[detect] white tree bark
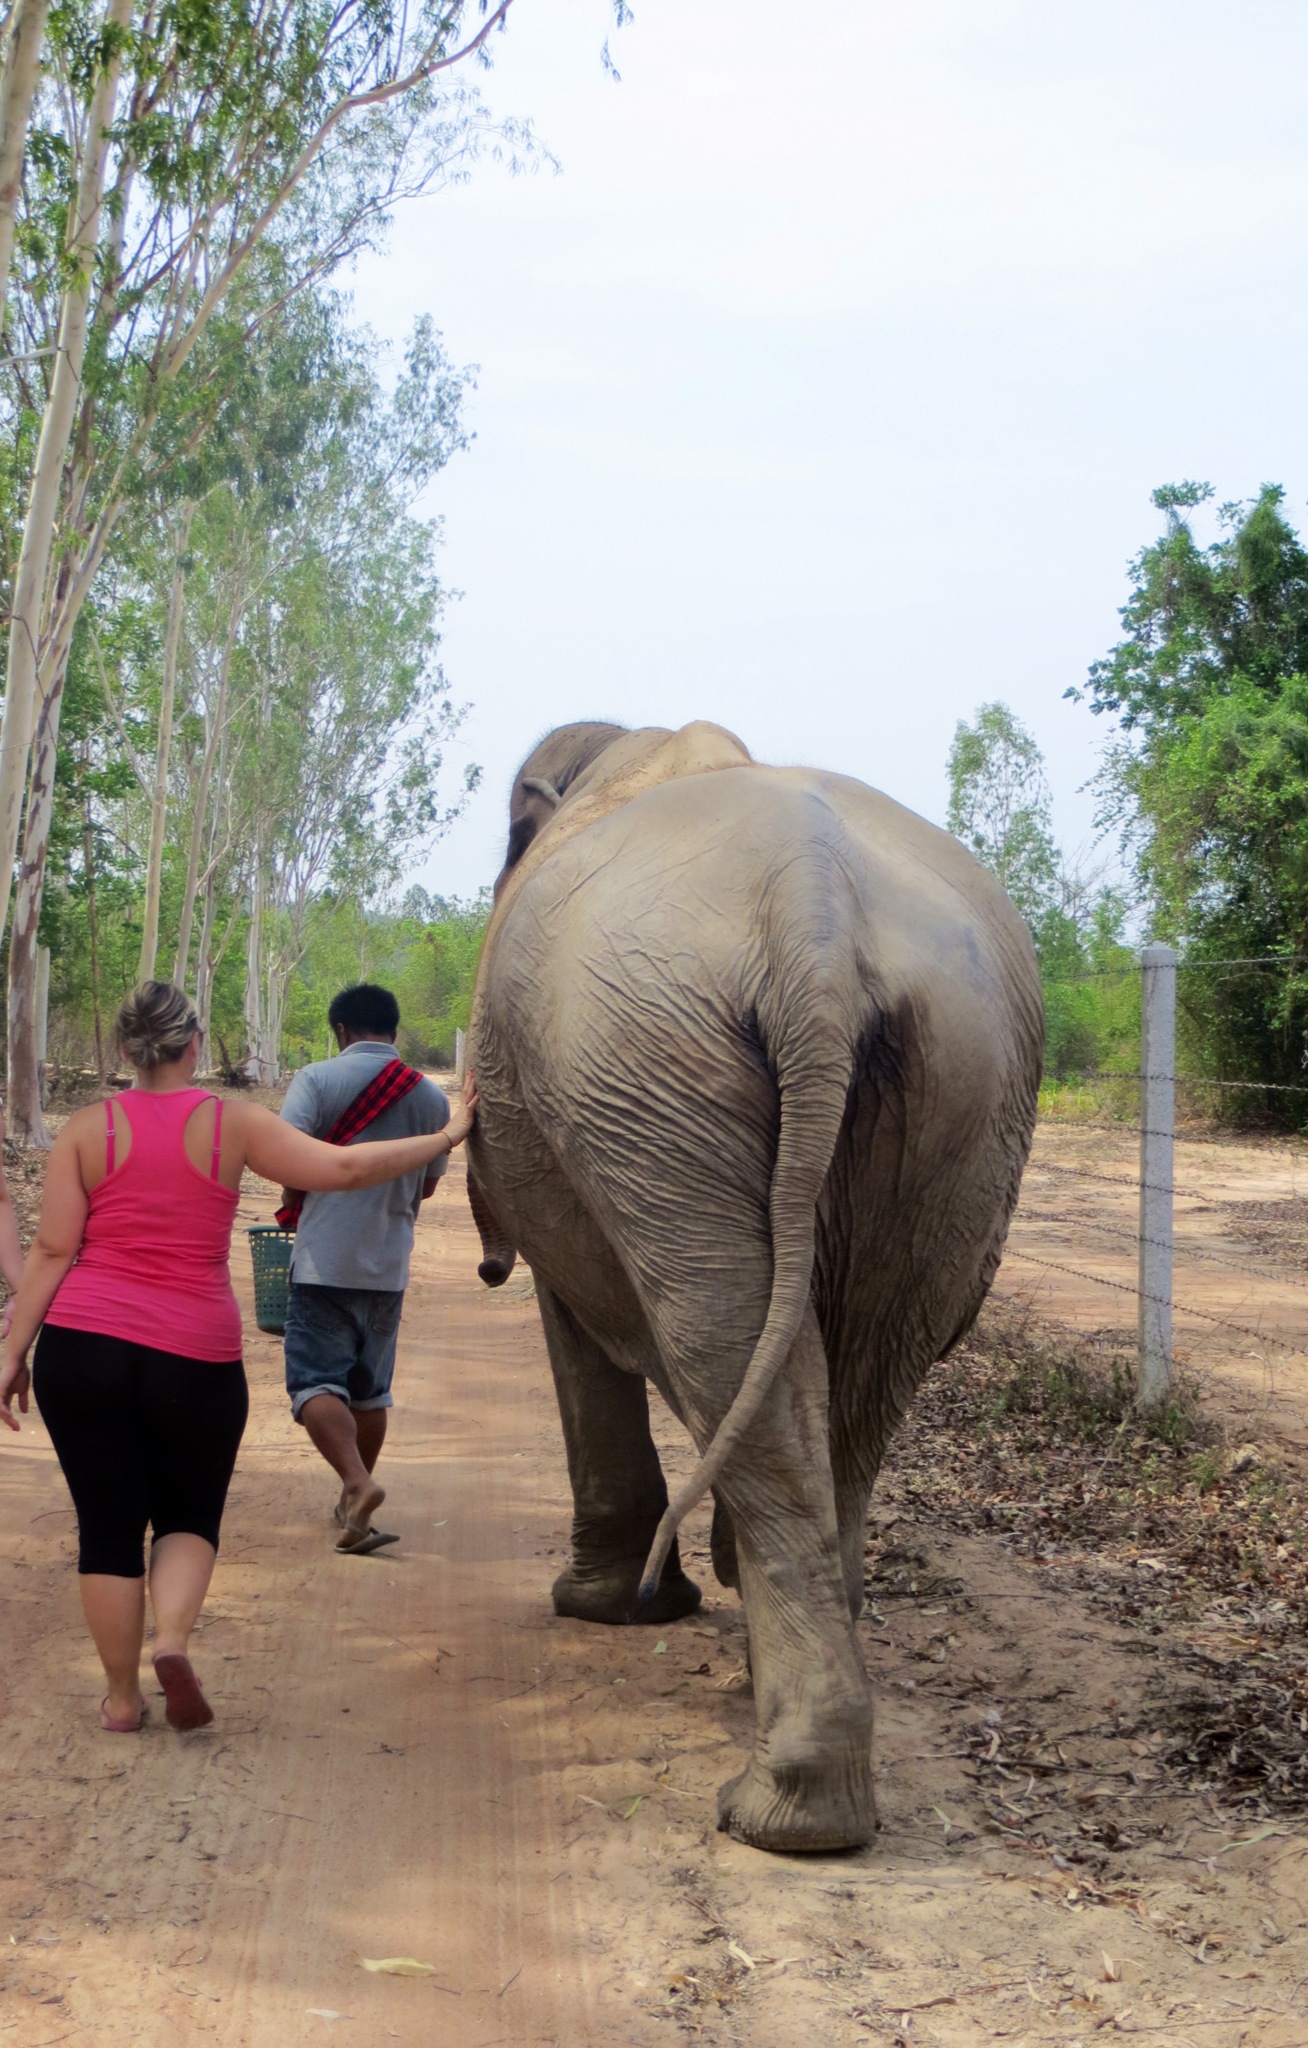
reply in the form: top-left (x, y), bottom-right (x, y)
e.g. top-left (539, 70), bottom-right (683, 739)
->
top-left (196, 888), bottom-right (241, 1068)
top-left (195, 870), bottom-right (218, 1045)
top-left (78, 750), bottom-right (106, 1080)
top-left (174, 603), bottom-right (237, 987)
top-left (0, 0), bottom-right (132, 955)
top-left (194, 710), bottom-right (239, 1051)
top-left (243, 855), bottom-right (271, 1081)
top-left (262, 947), bottom-right (288, 1082)
top-left (137, 500), bottom-right (192, 981)
top-left (0, 0), bottom-right (51, 321)
top-left (6, 643), bottom-right (67, 1144)
top-left (33, 939), bottom-right (49, 1086)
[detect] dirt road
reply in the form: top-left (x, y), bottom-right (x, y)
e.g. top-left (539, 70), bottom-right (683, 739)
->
top-left (1007, 1121), bottom-right (1308, 1407)
top-left (4, 1149), bottom-right (1308, 2046)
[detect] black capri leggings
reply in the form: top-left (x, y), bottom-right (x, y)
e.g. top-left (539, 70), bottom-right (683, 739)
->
top-left (33, 1325), bottom-right (248, 1577)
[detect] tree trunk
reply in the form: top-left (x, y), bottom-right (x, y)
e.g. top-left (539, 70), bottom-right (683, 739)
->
top-left (80, 754), bottom-right (105, 1080)
top-left (243, 858), bottom-right (266, 1080)
top-left (6, 644), bottom-right (67, 1145)
top-left (174, 609), bottom-right (235, 988)
top-left (196, 889), bottom-right (241, 1067)
top-left (195, 868), bottom-right (218, 1049)
top-left (0, 0), bottom-right (132, 958)
top-left (137, 499), bottom-right (191, 981)
top-left (261, 939), bottom-right (291, 1084)
top-left (0, 0), bottom-right (51, 323)
top-left (34, 941), bottom-right (49, 1103)
top-left (191, 692), bottom-right (232, 1034)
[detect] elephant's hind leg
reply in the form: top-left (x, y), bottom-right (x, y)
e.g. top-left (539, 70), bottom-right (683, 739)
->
top-left (536, 1283), bottom-right (701, 1626)
top-left (667, 1307), bottom-right (876, 1853)
top-left (710, 1494), bottom-right (740, 1593)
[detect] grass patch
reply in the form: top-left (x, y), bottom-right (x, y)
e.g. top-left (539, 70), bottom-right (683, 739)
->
top-left (1037, 1077), bottom-right (1138, 1124)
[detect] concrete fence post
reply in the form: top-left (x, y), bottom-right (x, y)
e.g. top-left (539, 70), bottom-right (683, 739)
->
top-left (1138, 943), bottom-right (1177, 1405)
top-left (455, 1027), bottom-right (466, 1086)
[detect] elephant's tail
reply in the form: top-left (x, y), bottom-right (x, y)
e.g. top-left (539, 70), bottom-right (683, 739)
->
top-left (467, 1158), bottom-right (518, 1288)
top-left (638, 826), bottom-right (860, 1605)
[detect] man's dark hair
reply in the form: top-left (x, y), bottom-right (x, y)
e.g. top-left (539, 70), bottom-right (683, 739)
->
top-left (328, 983), bottom-right (400, 1039)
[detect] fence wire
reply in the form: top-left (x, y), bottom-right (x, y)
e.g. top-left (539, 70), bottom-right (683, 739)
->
top-left (1020, 1203), bottom-right (1308, 1298)
top-left (1009, 949), bottom-right (1308, 1387)
top-left (1001, 1247), bottom-right (1308, 1365)
top-left (1070, 1071), bottom-right (1308, 1095)
top-left (1044, 953), bottom-right (1308, 984)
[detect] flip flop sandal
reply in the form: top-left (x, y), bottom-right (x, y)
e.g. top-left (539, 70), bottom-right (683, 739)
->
top-left (335, 1523), bottom-right (400, 1557)
top-left (99, 1697), bottom-right (146, 1734)
top-left (153, 1651), bottom-right (215, 1731)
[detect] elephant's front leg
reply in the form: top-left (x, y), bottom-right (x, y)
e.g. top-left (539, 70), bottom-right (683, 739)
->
top-left (708, 1310), bottom-right (876, 1852)
top-left (535, 1283), bottom-right (701, 1626)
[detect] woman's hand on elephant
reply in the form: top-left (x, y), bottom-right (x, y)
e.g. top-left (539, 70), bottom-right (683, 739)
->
top-left (445, 1072), bottom-right (479, 1149)
top-left (0, 1351), bottom-right (30, 1432)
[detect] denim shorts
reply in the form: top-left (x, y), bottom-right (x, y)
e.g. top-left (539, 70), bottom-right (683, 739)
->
top-left (283, 1282), bottom-right (405, 1421)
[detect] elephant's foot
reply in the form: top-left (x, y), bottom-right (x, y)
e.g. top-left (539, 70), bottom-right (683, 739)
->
top-left (551, 1549), bottom-right (701, 1627)
top-left (716, 1700), bottom-right (876, 1853)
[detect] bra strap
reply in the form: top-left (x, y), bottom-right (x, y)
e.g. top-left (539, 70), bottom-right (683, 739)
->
top-left (210, 1096), bottom-right (223, 1181)
top-left (105, 1097), bottom-right (116, 1176)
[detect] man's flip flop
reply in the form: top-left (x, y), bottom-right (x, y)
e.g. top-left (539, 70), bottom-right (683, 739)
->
top-left (335, 1523), bottom-right (400, 1557)
top-left (153, 1652), bottom-right (215, 1731)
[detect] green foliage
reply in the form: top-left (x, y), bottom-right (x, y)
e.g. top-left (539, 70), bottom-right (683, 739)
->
top-left (988, 1312), bottom-right (1201, 1452)
top-left (36, 279), bottom-right (478, 1076)
top-left (279, 890), bottom-right (489, 1071)
top-left (1075, 485), bottom-right (1308, 1119)
top-left (946, 700), bottom-right (1137, 1081)
top-left (1039, 893), bottom-right (1138, 1084)
top-left (946, 701), bottom-right (1059, 930)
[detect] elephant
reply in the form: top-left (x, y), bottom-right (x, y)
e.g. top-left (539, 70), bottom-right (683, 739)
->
top-left (465, 720), bottom-right (1042, 1853)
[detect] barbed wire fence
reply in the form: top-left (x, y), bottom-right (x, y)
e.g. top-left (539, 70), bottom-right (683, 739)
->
top-left (1000, 946), bottom-right (1308, 1403)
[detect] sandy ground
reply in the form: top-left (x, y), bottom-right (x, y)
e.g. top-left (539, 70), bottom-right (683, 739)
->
top-left (3, 1134), bottom-right (1308, 2045)
top-left (1006, 1123), bottom-right (1308, 1425)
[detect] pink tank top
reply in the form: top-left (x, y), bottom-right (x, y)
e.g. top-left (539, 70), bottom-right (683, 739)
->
top-left (46, 1088), bottom-right (242, 1362)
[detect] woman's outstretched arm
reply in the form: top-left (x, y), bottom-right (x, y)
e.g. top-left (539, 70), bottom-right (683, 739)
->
top-left (234, 1077), bottom-right (478, 1194)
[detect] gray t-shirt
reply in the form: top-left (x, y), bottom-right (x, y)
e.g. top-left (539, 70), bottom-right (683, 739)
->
top-left (280, 1041), bottom-right (449, 1291)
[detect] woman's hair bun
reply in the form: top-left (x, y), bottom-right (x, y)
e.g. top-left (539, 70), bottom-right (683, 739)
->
top-left (115, 981), bottom-right (200, 1072)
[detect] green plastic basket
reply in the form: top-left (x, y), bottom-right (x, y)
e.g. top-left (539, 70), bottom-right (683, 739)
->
top-left (247, 1225), bottom-right (294, 1335)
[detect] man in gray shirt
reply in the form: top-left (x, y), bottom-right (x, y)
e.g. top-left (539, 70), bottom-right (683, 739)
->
top-left (280, 982), bottom-right (450, 1555)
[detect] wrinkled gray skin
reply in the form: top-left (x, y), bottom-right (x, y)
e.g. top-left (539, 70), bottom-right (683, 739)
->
top-left (467, 721), bottom-right (1042, 1853)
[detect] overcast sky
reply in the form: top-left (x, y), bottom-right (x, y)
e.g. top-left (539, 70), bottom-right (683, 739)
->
top-left (351, 0), bottom-right (1308, 904)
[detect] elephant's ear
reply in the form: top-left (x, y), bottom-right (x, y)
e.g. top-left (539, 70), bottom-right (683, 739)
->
top-left (504, 815), bottom-right (535, 868)
top-left (500, 778), bottom-right (563, 882)
top-left (520, 776), bottom-right (562, 808)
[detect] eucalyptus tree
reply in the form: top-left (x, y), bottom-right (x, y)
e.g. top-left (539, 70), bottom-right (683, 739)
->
top-left (0, 0), bottom-right (523, 1136)
top-left (946, 701), bottom-right (1060, 930)
top-left (0, 0), bottom-right (523, 995)
top-left (32, 285), bottom-right (473, 1098)
top-left (0, 0), bottom-right (52, 316)
top-left (239, 535), bottom-right (476, 1080)
top-left (227, 311), bottom-right (475, 1078)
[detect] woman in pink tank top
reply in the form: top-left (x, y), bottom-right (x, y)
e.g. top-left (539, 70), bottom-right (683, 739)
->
top-left (0, 981), bottom-right (477, 1738)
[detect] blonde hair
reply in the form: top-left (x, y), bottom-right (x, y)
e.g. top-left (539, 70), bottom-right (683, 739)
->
top-left (115, 981), bottom-right (200, 1072)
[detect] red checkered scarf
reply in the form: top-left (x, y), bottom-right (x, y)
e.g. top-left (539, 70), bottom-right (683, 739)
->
top-left (274, 1057), bottom-right (424, 1230)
